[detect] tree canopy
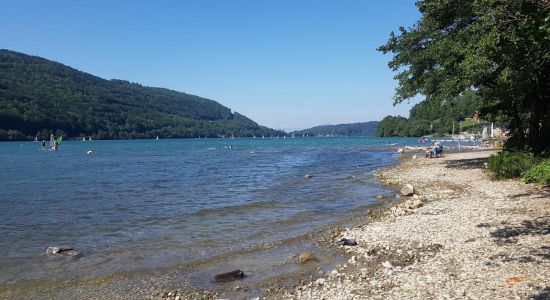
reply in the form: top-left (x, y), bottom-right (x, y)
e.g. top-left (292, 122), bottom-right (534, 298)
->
top-left (378, 0), bottom-right (549, 153)
top-left (377, 90), bottom-right (481, 137)
top-left (0, 50), bottom-right (284, 141)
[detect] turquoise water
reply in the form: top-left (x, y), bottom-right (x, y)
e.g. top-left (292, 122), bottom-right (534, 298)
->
top-left (0, 137), bottom-right (420, 290)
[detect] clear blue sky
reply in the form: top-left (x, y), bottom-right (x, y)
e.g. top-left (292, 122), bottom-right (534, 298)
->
top-left (1, 0), bottom-right (421, 131)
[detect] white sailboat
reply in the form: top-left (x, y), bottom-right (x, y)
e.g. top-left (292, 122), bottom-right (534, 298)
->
top-left (156, 135), bottom-right (159, 140)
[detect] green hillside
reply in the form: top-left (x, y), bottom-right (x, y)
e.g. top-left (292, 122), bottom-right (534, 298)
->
top-left (377, 91), bottom-right (481, 137)
top-left (0, 49), bottom-right (284, 140)
top-left (291, 121), bottom-right (378, 137)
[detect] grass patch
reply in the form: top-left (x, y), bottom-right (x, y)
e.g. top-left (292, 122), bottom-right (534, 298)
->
top-left (523, 159), bottom-right (550, 185)
top-left (487, 151), bottom-right (534, 179)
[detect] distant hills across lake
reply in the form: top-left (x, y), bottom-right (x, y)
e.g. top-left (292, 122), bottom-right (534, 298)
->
top-left (291, 121), bottom-right (379, 137)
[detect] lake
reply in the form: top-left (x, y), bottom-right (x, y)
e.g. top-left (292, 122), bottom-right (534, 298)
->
top-left (0, 136), bottom-right (422, 296)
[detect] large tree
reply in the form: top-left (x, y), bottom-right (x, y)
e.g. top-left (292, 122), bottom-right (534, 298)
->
top-left (379, 0), bottom-right (550, 154)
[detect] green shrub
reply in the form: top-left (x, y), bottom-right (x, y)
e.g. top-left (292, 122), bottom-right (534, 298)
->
top-left (487, 151), bottom-right (534, 179)
top-left (522, 159), bottom-right (550, 185)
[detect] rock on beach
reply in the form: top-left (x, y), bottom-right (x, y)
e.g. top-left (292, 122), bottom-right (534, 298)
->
top-left (214, 270), bottom-right (245, 282)
top-left (400, 184), bottom-right (415, 196)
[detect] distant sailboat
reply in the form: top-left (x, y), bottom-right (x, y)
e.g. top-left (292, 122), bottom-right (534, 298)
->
top-left (82, 137), bottom-right (86, 141)
top-left (88, 137), bottom-right (92, 141)
top-left (34, 135), bottom-right (38, 142)
top-left (156, 135), bottom-right (159, 140)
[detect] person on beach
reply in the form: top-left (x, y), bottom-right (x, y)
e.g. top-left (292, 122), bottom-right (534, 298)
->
top-left (426, 142), bottom-right (435, 158)
top-left (425, 142), bottom-right (442, 158)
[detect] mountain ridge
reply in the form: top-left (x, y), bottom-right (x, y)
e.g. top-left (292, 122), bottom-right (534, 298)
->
top-left (0, 49), bottom-right (284, 140)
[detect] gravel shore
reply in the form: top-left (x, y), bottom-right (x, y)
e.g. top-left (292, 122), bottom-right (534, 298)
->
top-left (286, 150), bottom-right (550, 300)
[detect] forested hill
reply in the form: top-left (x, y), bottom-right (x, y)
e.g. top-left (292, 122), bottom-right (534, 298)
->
top-left (0, 49), bottom-right (284, 140)
top-left (291, 121), bottom-right (379, 137)
top-left (376, 91), bottom-right (481, 137)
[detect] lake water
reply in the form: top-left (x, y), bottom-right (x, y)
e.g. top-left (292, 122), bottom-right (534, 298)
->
top-left (0, 136), bottom-right (422, 295)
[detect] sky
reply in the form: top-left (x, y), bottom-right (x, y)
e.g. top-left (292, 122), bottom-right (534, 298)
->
top-left (0, 0), bottom-right (422, 131)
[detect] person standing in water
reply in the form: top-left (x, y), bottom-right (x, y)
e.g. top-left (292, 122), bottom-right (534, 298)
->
top-left (41, 139), bottom-right (46, 150)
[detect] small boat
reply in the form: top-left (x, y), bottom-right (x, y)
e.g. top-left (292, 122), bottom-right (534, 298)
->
top-left (156, 135), bottom-right (159, 140)
top-left (82, 137), bottom-right (86, 141)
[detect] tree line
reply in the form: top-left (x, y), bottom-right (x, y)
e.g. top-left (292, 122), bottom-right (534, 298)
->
top-left (377, 91), bottom-right (481, 137)
top-left (378, 0), bottom-right (549, 154)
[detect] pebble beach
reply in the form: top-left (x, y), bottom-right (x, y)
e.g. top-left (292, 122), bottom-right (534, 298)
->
top-left (285, 150), bottom-right (550, 300)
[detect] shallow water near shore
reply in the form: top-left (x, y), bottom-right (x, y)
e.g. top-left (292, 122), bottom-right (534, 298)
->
top-left (0, 136), bottom-right (442, 297)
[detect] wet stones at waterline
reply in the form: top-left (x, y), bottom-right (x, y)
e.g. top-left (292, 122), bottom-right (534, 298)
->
top-left (297, 252), bottom-right (317, 264)
top-left (336, 238), bottom-right (357, 246)
top-left (214, 270), bottom-right (245, 282)
top-left (45, 246), bottom-right (80, 257)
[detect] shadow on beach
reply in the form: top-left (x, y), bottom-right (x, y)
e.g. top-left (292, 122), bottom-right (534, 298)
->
top-left (489, 216), bottom-right (550, 244)
top-left (444, 157), bottom-right (490, 170)
top-left (484, 216), bottom-right (550, 265)
top-left (510, 186), bottom-right (550, 200)
top-left (531, 287), bottom-right (550, 300)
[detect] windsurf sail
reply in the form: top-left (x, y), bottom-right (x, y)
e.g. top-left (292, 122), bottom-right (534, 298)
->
top-left (49, 134), bottom-right (55, 148)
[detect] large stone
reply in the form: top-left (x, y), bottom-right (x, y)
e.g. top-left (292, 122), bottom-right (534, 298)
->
top-left (401, 184), bottom-right (415, 196)
top-left (397, 148), bottom-right (404, 154)
top-left (375, 194), bottom-right (385, 200)
top-left (214, 270), bottom-right (245, 282)
top-left (46, 246), bottom-right (79, 257)
top-left (46, 246), bottom-right (61, 254)
top-left (336, 238), bottom-right (357, 246)
top-left (298, 252), bottom-right (317, 263)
